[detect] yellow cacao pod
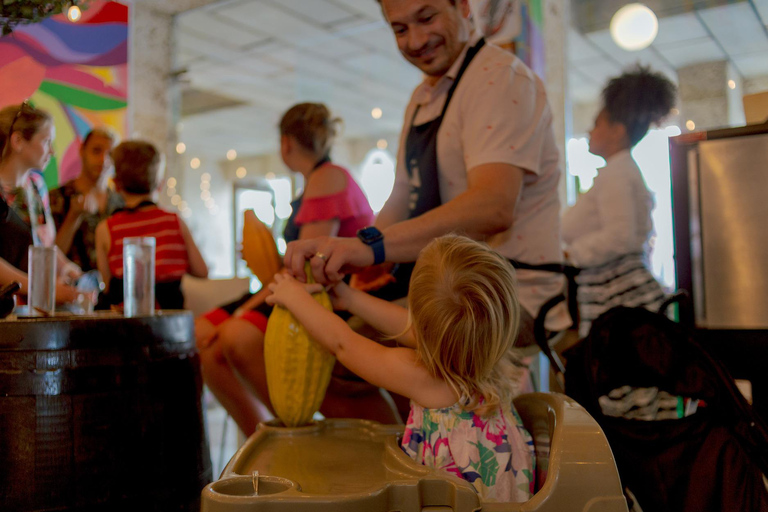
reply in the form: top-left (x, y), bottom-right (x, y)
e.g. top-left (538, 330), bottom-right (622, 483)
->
top-left (241, 210), bottom-right (282, 286)
top-left (264, 265), bottom-right (335, 427)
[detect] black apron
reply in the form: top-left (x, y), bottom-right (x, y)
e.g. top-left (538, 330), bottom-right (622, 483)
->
top-left (376, 38), bottom-right (486, 301)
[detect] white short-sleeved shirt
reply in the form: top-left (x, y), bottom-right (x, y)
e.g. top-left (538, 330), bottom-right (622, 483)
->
top-left (562, 149), bottom-right (655, 268)
top-left (394, 34), bottom-right (569, 331)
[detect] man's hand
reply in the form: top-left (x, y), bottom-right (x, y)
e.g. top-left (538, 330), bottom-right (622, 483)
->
top-left (67, 194), bottom-right (87, 219)
top-left (284, 236), bottom-right (375, 284)
top-left (54, 280), bottom-right (78, 304)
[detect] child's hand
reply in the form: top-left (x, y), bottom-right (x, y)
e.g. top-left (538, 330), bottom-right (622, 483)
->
top-left (327, 281), bottom-right (354, 311)
top-left (265, 272), bottom-right (322, 308)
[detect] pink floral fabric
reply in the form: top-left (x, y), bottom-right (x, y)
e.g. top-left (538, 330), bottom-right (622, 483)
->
top-left (402, 397), bottom-right (535, 503)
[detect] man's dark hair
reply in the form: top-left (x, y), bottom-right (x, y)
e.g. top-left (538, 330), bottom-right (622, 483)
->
top-left (82, 127), bottom-right (117, 148)
top-left (602, 65), bottom-right (677, 146)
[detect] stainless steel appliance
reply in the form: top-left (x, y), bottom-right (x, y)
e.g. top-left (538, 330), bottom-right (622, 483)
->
top-left (670, 120), bottom-right (768, 420)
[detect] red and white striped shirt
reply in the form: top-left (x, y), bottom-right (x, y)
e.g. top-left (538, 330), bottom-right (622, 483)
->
top-left (106, 205), bottom-right (189, 282)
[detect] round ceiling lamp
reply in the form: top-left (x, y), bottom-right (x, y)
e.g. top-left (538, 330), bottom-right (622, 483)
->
top-left (610, 3), bottom-right (659, 51)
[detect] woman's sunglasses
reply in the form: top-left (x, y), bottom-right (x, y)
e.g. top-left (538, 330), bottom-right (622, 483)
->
top-left (8, 99), bottom-right (31, 136)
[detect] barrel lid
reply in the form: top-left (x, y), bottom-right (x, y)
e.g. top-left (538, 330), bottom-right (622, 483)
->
top-left (0, 311), bottom-right (194, 350)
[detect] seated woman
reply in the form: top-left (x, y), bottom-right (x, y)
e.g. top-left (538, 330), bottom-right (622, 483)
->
top-left (196, 103), bottom-right (400, 435)
top-left (0, 102), bottom-right (78, 302)
top-left (562, 66), bottom-right (676, 337)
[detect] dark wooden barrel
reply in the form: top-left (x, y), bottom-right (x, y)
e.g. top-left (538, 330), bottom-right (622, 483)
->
top-left (0, 311), bottom-right (212, 511)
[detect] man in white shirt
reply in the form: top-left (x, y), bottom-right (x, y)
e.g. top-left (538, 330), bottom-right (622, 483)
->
top-left (285, 0), bottom-right (569, 341)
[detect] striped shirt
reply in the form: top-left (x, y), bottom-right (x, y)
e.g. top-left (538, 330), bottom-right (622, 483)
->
top-left (106, 205), bottom-right (189, 282)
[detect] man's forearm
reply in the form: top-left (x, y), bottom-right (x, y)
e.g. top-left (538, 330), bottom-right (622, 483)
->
top-left (379, 163), bottom-right (522, 263)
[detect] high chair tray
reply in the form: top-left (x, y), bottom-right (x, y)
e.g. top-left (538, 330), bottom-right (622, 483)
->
top-left (201, 393), bottom-right (629, 512)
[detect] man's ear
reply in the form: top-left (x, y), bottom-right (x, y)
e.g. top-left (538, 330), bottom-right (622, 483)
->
top-left (458, 0), bottom-right (472, 19)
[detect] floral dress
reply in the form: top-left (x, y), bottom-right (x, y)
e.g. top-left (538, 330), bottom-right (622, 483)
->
top-left (402, 396), bottom-right (535, 503)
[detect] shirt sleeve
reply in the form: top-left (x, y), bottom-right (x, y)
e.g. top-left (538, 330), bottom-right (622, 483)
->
top-left (565, 170), bottom-right (639, 267)
top-left (461, 59), bottom-right (553, 175)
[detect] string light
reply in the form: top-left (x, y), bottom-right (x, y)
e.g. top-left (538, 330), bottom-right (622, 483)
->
top-left (176, 143), bottom-right (186, 154)
top-left (227, 149), bottom-right (237, 161)
top-left (67, 5), bottom-right (82, 22)
top-left (190, 158), bottom-right (201, 169)
top-left (371, 107), bottom-right (383, 119)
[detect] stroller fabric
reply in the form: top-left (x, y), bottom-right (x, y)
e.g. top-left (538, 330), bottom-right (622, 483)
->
top-left (565, 306), bottom-right (768, 512)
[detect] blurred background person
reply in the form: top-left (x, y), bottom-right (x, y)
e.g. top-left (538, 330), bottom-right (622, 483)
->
top-left (51, 128), bottom-right (123, 273)
top-left (562, 66), bottom-right (677, 337)
top-left (0, 102), bottom-right (79, 303)
top-left (194, 102), bottom-right (398, 435)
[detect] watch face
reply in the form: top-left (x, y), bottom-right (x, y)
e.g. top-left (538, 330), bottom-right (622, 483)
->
top-left (358, 226), bottom-right (382, 243)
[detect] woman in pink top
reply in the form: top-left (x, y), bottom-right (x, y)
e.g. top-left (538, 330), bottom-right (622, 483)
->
top-left (195, 103), bottom-right (398, 434)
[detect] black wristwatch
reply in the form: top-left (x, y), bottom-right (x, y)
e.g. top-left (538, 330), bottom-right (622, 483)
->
top-left (357, 226), bottom-right (385, 265)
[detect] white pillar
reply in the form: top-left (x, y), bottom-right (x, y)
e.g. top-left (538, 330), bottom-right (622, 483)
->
top-left (542, 0), bottom-right (571, 209)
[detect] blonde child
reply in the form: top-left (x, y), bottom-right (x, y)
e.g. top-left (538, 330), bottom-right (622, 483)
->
top-left (95, 140), bottom-right (207, 310)
top-left (266, 234), bottom-right (535, 502)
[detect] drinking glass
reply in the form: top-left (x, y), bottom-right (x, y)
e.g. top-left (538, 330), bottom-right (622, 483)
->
top-left (28, 246), bottom-right (57, 316)
top-left (123, 237), bottom-right (155, 317)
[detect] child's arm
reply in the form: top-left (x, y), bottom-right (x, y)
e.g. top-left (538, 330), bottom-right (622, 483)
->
top-left (330, 281), bottom-right (417, 348)
top-left (95, 220), bottom-right (112, 292)
top-left (266, 274), bottom-right (452, 406)
top-left (178, 218), bottom-right (208, 278)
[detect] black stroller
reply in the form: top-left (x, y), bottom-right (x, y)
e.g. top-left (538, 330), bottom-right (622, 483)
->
top-left (563, 303), bottom-right (768, 512)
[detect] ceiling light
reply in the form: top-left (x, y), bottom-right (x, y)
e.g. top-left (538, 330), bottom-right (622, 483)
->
top-left (686, 120), bottom-right (696, 131)
top-left (371, 107), bottom-right (383, 120)
top-left (728, 80), bottom-right (736, 90)
top-left (190, 158), bottom-right (201, 169)
top-left (67, 5), bottom-right (82, 22)
top-left (227, 149), bottom-right (237, 161)
top-left (236, 167), bottom-right (247, 179)
top-left (176, 143), bottom-right (186, 154)
top-left (610, 3), bottom-right (658, 51)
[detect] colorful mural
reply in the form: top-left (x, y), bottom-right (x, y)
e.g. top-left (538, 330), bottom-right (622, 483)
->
top-left (0, 1), bottom-right (128, 190)
top-left (471, 0), bottom-right (546, 78)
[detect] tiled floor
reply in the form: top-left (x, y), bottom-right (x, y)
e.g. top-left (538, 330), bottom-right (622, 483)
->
top-left (203, 389), bottom-right (242, 479)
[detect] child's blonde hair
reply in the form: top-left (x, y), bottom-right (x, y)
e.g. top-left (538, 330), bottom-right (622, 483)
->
top-left (408, 234), bottom-right (522, 415)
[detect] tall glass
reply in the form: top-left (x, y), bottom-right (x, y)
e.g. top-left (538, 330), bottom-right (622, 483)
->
top-left (28, 246), bottom-right (57, 316)
top-left (123, 237), bottom-right (155, 317)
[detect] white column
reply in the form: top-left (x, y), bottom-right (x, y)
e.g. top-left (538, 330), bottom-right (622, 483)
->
top-left (542, 0), bottom-right (571, 209)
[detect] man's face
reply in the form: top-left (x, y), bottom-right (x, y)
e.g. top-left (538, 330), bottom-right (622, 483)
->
top-left (80, 134), bottom-right (114, 182)
top-left (381, 0), bottom-right (472, 82)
